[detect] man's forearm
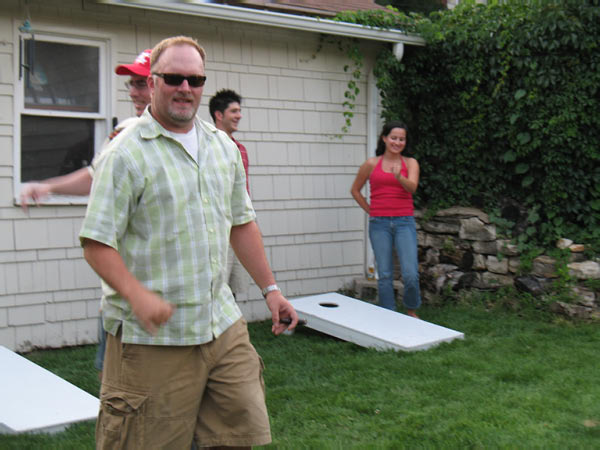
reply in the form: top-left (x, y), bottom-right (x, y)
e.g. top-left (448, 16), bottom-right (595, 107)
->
top-left (47, 168), bottom-right (93, 196)
top-left (82, 238), bottom-right (145, 302)
top-left (230, 221), bottom-right (299, 334)
top-left (230, 221), bottom-right (275, 290)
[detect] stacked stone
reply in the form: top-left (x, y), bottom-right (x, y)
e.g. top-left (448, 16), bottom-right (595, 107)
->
top-left (413, 207), bottom-right (600, 319)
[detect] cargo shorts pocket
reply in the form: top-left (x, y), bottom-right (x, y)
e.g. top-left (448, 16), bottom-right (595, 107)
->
top-left (97, 391), bottom-right (148, 450)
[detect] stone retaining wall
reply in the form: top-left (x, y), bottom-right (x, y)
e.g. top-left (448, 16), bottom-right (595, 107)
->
top-left (411, 207), bottom-right (599, 319)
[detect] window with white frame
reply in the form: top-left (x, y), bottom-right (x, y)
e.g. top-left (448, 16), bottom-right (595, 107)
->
top-left (15, 33), bottom-right (109, 201)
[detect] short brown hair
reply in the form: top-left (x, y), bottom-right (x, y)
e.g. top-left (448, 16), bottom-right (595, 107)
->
top-left (150, 36), bottom-right (206, 69)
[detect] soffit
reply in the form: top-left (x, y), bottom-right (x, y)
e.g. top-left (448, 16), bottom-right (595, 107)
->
top-left (96, 0), bottom-right (425, 45)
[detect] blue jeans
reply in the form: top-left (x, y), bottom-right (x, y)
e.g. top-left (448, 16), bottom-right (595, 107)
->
top-left (369, 216), bottom-right (421, 311)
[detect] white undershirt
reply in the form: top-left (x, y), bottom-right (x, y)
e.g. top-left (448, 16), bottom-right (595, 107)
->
top-left (171, 124), bottom-right (199, 163)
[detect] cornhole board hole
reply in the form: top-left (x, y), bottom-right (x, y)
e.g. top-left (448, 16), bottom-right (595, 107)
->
top-left (290, 293), bottom-right (464, 352)
top-left (0, 346), bottom-right (99, 435)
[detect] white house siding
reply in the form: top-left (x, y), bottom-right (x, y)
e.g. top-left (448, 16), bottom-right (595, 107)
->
top-left (0, 0), bottom-right (381, 352)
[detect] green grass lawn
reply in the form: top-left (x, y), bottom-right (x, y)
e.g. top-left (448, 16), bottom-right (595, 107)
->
top-left (1, 301), bottom-right (599, 449)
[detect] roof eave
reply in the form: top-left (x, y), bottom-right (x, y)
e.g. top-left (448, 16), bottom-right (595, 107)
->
top-left (96, 0), bottom-right (425, 46)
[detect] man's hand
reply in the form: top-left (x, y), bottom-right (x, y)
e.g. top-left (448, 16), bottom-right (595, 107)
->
top-left (129, 289), bottom-right (175, 335)
top-left (20, 183), bottom-right (52, 211)
top-left (265, 291), bottom-right (298, 335)
top-left (108, 126), bottom-right (125, 140)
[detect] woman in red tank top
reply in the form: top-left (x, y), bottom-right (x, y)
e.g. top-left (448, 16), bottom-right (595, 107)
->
top-left (350, 121), bottom-right (421, 317)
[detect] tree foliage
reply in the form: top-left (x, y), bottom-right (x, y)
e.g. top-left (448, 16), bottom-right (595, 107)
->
top-left (375, 0), bottom-right (446, 16)
top-left (339, 0), bottom-right (600, 252)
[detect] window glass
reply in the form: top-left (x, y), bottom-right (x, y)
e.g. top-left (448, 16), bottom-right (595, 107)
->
top-left (23, 40), bottom-right (99, 112)
top-left (21, 115), bottom-right (94, 182)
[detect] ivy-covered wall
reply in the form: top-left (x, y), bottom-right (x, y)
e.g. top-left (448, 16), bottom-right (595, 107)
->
top-left (338, 0), bottom-right (600, 253)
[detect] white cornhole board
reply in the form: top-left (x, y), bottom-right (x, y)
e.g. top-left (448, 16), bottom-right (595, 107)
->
top-left (0, 345), bottom-right (99, 435)
top-left (290, 293), bottom-right (464, 352)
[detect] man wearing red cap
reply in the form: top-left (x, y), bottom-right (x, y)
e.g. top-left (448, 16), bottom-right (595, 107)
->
top-left (20, 49), bottom-right (152, 207)
top-left (20, 49), bottom-right (153, 377)
top-left (114, 48), bottom-right (152, 117)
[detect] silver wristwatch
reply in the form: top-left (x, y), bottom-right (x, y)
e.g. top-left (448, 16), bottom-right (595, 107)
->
top-left (261, 284), bottom-right (281, 298)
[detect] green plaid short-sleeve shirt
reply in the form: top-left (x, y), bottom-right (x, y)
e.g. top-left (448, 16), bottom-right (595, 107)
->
top-left (79, 110), bottom-right (256, 345)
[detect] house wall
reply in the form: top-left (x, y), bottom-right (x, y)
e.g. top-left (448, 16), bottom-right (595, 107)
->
top-left (0, 0), bottom-right (381, 352)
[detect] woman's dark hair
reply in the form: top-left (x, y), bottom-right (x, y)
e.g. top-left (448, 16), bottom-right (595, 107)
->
top-left (375, 121), bottom-right (408, 156)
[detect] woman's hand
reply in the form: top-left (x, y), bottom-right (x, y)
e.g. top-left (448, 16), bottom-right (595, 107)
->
top-left (393, 158), bottom-right (420, 194)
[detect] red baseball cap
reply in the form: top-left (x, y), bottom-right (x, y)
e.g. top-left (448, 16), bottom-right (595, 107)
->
top-left (114, 49), bottom-right (151, 77)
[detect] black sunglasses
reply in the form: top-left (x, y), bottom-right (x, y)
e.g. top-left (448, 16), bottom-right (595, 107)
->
top-left (152, 73), bottom-right (207, 88)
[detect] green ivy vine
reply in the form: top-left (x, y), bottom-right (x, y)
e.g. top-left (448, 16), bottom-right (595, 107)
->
top-left (316, 7), bottom-right (420, 133)
top-left (314, 34), bottom-right (363, 133)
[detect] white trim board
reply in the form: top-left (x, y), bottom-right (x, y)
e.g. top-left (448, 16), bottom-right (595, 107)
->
top-left (0, 346), bottom-right (99, 435)
top-left (290, 293), bottom-right (464, 352)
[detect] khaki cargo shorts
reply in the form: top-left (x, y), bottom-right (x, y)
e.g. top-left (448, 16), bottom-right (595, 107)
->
top-left (96, 318), bottom-right (271, 449)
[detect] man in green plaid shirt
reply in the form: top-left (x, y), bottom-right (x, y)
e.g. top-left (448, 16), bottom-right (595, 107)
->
top-left (80, 36), bottom-right (298, 449)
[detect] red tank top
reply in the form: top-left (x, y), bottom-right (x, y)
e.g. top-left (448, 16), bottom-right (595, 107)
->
top-left (369, 157), bottom-right (414, 217)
